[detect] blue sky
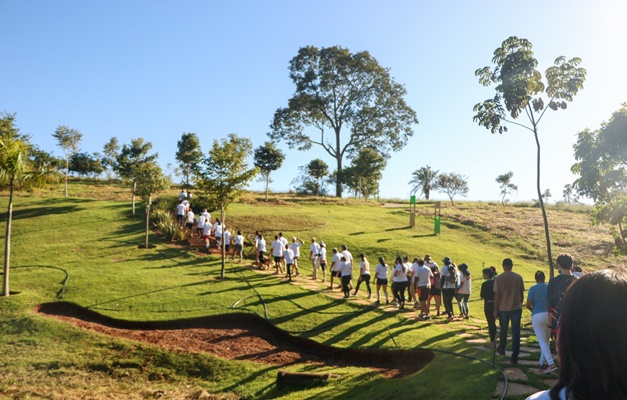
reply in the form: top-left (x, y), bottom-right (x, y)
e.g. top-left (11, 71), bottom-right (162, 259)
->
top-left (2, 0), bottom-right (626, 202)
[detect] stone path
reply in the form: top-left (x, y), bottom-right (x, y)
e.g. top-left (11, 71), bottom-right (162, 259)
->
top-left (249, 263), bottom-right (558, 398)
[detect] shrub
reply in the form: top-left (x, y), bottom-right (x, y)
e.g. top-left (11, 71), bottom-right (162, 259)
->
top-left (152, 195), bottom-right (180, 214)
top-left (158, 220), bottom-right (186, 242)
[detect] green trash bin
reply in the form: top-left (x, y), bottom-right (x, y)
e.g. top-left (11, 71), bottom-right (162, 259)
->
top-left (434, 215), bottom-right (441, 235)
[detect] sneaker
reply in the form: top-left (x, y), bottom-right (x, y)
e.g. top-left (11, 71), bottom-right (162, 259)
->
top-left (374, 300), bottom-right (380, 305)
top-left (496, 349), bottom-right (505, 356)
top-left (367, 295), bottom-right (371, 299)
top-left (510, 357), bottom-right (518, 365)
top-left (436, 311), bottom-right (440, 317)
top-left (543, 364), bottom-right (558, 374)
top-left (419, 315), bottom-right (431, 321)
top-left (385, 300), bottom-right (390, 305)
top-left (445, 316), bottom-right (453, 323)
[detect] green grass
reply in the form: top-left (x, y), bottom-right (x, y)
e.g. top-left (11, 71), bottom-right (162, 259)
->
top-left (0, 186), bottom-right (616, 399)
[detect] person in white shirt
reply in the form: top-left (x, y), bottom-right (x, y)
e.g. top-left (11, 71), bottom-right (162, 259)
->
top-left (283, 244), bottom-right (295, 281)
top-left (310, 238), bottom-right (321, 279)
top-left (318, 241), bottom-right (328, 283)
top-left (341, 245), bottom-right (354, 291)
top-left (374, 257), bottom-right (390, 305)
top-left (232, 231), bottom-right (245, 262)
top-left (271, 235), bottom-right (285, 275)
top-left (178, 190), bottom-right (187, 202)
top-left (339, 256), bottom-right (353, 298)
top-left (201, 209), bottom-right (211, 224)
top-left (185, 209), bottom-right (195, 236)
top-left (414, 258), bottom-right (434, 320)
top-left (213, 220), bottom-right (223, 248)
top-left (425, 254), bottom-right (442, 317)
top-left (441, 257), bottom-right (460, 322)
top-left (353, 253), bottom-right (372, 298)
top-left (392, 256), bottom-right (409, 309)
top-left (278, 232), bottom-right (289, 273)
top-left (329, 248), bottom-right (342, 290)
top-left (457, 263), bottom-right (471, 319)
top-left (196, 214), bottom-right (206, 239)
top-left (202, 220), bottom-right (212, 252)
top-left (223, 229), bottom-right (232, 253)
top-left (176, 202), bottom-right (186, 227)
top-left (256, 234), bottom-right (266, 264)
top-left (289, 237), bottom-right (304, 277)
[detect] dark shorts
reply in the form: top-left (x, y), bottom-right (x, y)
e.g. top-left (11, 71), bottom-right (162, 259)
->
top-left (418, 286), bottom-right (429, 301)
top-left (186, 222), bottom-right (194, 229)
top-left (333, 270), bottom-right (342, 278)
top-left (234, 244), bottom-right (243, 252)
top-left (225, 245), bottom-right (230, 252)
top-left (274, 256), bottom-right (282, 263)
top-left (429, 287), bottom-right (441, 296)
top-left (319, 261), bottom-right (327, 270)
top-left (376, 278), bottom-right (388, 285)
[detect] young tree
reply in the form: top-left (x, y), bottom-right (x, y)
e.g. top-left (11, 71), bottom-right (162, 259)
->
top-left (495, 171), bottom-right (518, 205)
top-left (269, 45), bottom-right (418, 198)
top-left (115, 138), bottom-right (158, 216)
top-left (473, 36), bottom-right (586, 278)
top-left (69, 152), bottom-right (103, 177)
top-left (344, 148), bottom-right (386, 201)
top-left (52, 125), bottom-right (82, 198)
top-left (175, 132), bottom-right (202, 189)
top-left (307, 158), bottom-right (329, 196)
top-left (253, 141), bottom-right (285, 201)
top-left (102, 137), bottom-right (120, 180)
top-left (572, 104), bottom-right (627, 251)
top-left (193, 134), bottom-right (258, 279)
top-left (134, 161), bottom-right (170, 249)
top-left (562, 184), bottom-right (580, 204)
top-left (0, 117), bottom-right (54, 296)
top-left (436, 172), bottom-right (469, 206)
top-left (409, 165), bottom-right (439, 200)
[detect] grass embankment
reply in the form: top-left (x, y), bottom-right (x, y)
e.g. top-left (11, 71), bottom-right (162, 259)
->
top-left (0, 182), bottom-right (622, 399)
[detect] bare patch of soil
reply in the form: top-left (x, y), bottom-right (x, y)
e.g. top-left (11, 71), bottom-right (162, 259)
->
top-left (37, 302), bottom-right (433, 378)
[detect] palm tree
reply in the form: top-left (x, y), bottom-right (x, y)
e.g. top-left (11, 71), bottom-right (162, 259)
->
top-left (0, 138), bottom-right (52, 296)
top-left (409, 166), bottom-right (439, 200)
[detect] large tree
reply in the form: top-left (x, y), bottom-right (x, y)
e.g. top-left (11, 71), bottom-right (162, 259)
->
top-left (473, 36), bottom-right (586, 278)
top-left (253, 141), bottom-right (285, 201)
top-left (409, 165), bottom-right (439, 200)
top-left (175, 132), bottom-right (202, 189)
top-left (436, 172), bottom-right (469, 206)
top-left (134, 161), bottom-right (170, 250)
top-left (52, 125), bottom-right (82, 198)
top-left (115, 138), bottom-right (158, 216)
top-left (495, 171), bottom-right (518, 205)
top-left (69, 152), bottom-right (103, 177)
top-left (269, 45), bottom-right (418, 198)
top-left (0, 116), bottom-right (54, 296)
top-left (193, 134), bottom-right (258, 279)
top-left (572, 104), bottom-right (627, 252)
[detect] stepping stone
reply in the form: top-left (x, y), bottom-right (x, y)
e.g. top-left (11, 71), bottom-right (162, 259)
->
top-left (460, 325), bottom-right (481, 330)
top-left (497, 350), bottom-right (530, 358)
top-left (459, 333), bottom-right (476, 338)
top-left (503, 367), bottom-right (527, 380)
top-left (520, 345), bottom-right (540, 353)
top-left (466, 338), bottom-right (488, 344)
top-left (516, 359), bottom-right (539, 366)
top-left (473, 346), bottom-right (492, 352)
top-left (543, 378), bottom-right (558, 387)
top-left (529, 368), bottom-right (546, 375)
top-left (495, 382), bottom-right (539, 397)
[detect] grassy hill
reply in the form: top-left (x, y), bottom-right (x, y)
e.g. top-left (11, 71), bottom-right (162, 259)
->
top-left (0, 180), bottom-right (623, 399)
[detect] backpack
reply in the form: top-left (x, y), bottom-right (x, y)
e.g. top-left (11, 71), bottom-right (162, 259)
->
top-left (433, 271), bottom-right (441, 289)
top-left (446, 265), bottom-right (457, 284)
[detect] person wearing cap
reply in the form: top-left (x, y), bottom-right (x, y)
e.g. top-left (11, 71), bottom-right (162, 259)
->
top-left (425, 254), bottom-right (442, 317)
top-left (318, 241), bottom-right (328, 282)
top-left (329, 247), bottom-right (342, 290)
top-left (290, 237), bottom-right (304, 277)
top-left (353, 253), bottom-right (372, 298)
top-left (339, 255), bottom-right (353, 298)
top-left (441, 256), bottom-right (460, 322)
top-left (310, 238), bottom-right (321, 279)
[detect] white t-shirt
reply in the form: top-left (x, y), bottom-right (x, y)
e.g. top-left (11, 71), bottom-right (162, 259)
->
top-left (411, 262), bottom-right (420, 280)
top-left (340, 261), bottom-right (352, 277)
top-left (214, 223), bottom-right (222, 237)
top-left (319, 247), bottom-right (327, 263)
top-left (197, 215), bottom-right (205, 226)
top-left (186, 211), bottom-right (195, 224)
top-left (284, 248), bottom-right (295, 264)
top-left (331, 253), bottom-right (342, 271)
top-left (271, 240), bottom-right (284, 257)
top-left (310, 242), bottom-right (320, 259)
top-left (290, 242), bottom-right (302, 257)
top-left (392, 263), bottom-right (409, 282)
top-left (223, 230), bottom-right (231, 244)
top-left (404, 261), bottom-right (412, 278)
top-left (201, 211), bottom-right (211, 222)
top-left (360, 260), bottom-right (371, 276)
top-left (375, 263), bottom-right (388, 280)
top-left (341, 250), bottom-right (353, 266)
top-left (416, 265), bottom-right (434, 287)
top-left (526, 387), bottom-right (567, 400)
top-left (233, 234), bottom-right (244, 245)
top-left (176, 203), bottom-right (186, 216)
top-left (279, 236), bottom-right (288, 248)
top-left (203, 223), bottom-right (211, 236)
top-left (458, 274), bottom-right (472, 295)
top-left (257, 238), bottom-right (266, 253)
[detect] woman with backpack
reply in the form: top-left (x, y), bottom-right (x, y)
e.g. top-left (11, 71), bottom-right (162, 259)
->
top-left (457, 263), bottom-right (472, 319)
top-left (425, 255), bottom-right (442, 317)
top-left (392, 256), bottom-right (409, 310)
top-left (441, 257), bottom-right (460, 322)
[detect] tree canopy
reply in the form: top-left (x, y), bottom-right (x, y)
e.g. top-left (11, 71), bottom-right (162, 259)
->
top-left (134, 161), bottom-right (170, 249)
top-left (269, 45), bottom-right (418, 198)
top-left (341, 148), bottom-right (386, 201)
top-left (409, 165), bottom-right (439, 200)
top-left (436, 172), bottom-right (469, 206)
top-left (473, 36), bottom-right (586, 277)
top-left (495, 171), bottom-right (518, 205)
top-left (176, 132), bottom-right (202, 188)
top-left (115, 138), bottom-right (158, 216)
top-left (52, 125), bottom-right (82, 198)
top-left (253, 141), bottom-right (285, 201)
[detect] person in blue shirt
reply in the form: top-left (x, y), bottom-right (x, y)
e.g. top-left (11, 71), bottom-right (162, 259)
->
top-left (526, 270), bottom-right (556, 374)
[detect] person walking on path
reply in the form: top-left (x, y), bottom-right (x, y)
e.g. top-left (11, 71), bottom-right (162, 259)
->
top-left (271, 235), bottom-right (285, 275)
top-left (480, 268), bottom-right (497, 344)
top-left (354, 253), bottom-right (372, 298)
top-left (318, 241), bottom-right (328, 282)
top-left (441, 257), bottom-right (460, 322)
top-left (283, 244), bottom-right (295, 281)
top-left (339, 256), bottom-right (353, 298)
top-left (392, 256), bottom-right (409, 309)
top-left (426, 255), bottom-right (442, 317)
top-left (310, 238), bottom-right (321, 279)
top-left (176, 201), bottom-right (186, 227)
top-left (494, 258), bottom-right (525, 364)
top-left (457, 263), bottom-right (471, 319)
top-left (526, 270), bottom-right (556, 374)
top-left (548, 253), bottom-right (578, 339)
top-left (341, 245), bottom-right (354, 291)
top-left (290, 237), bottom-right (304, 277)
top-left (232, 231), bottom-right (244, 262)
top-left (374, 257), bottom-right (390, 305)
top-left (414, 258), bottom-right (433, 320)
top-left (329, 247), bottom-right (342, 290)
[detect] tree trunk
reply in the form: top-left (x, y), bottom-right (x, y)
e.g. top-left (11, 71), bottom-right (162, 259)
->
top-left (264, 174), bottom-right (269, 202)
top-left (186, 165), bottom-right (190, 188)
top-left (335, 129), bottom-right (343, 198)
top-left (132, 181), bottom-right (137, 216)
top-left (2, 181), bottom-right (14, 296)
top-left (220, 207), bottom-right (226, 280)
top-left (145, 197), bottom-right (151, 249)
top-left (618, 220), bottom-right (627, 249)
top-left (534, 127), bottom-right (554, 278)
top-left (64, 157), bottom-right (69, 198)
